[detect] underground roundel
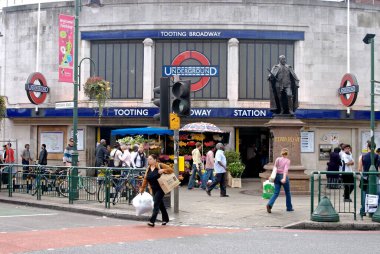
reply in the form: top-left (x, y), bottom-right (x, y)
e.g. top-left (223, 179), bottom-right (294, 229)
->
top-left (338, 73), bottom-right (359, 107)
top-left (162, 50), bottom-right (219, 92)
top-left (25, 72), bottom-right (50, 105)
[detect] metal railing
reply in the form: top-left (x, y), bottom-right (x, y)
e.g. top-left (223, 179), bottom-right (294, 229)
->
top-left (310, 171), bottom-right (380, 220)
top-left (0, 164), bottom-right (145, 209)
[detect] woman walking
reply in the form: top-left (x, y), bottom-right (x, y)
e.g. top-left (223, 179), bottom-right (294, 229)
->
top-left (140, 154), bottom-right (173, 227)
top-left (266, 148), bottom-right (294, 213)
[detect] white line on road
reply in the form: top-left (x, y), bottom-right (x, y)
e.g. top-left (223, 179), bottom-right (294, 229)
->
top-left (0, 213), bottom-right (58, 218)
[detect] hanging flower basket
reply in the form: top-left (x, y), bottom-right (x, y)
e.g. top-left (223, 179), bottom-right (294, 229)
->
top-left (83, 76), bottom-right (111, 118)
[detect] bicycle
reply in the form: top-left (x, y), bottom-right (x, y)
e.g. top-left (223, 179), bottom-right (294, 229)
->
top-left (58, 171), bottom-right (97, 197)
top-left (97, 168), bottom-right (143, 205)
top-left (26, 167), bottom-right (67, 196)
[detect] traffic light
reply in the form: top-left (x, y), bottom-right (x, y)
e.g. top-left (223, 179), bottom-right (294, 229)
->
top-left (153, 77), bottom-right (170, 127)
top-left (172, 80), bottom-right (191, 117)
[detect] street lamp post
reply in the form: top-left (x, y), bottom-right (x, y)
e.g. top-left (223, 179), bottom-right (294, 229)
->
top-left (363, 33), bottom-right (377, 196)
top-left (69, 0), bottom-right (101, 203)
top-left (69, 0), bottom-right (80, 204)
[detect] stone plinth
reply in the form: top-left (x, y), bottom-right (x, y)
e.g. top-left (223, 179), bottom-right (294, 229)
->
top-left (259, 116), bottom-right (309, 194)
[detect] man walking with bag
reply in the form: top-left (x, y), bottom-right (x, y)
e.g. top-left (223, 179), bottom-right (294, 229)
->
top-left (206, 143), bottom-right (228, 197)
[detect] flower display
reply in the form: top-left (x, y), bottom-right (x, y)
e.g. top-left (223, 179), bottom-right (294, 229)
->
top-left (84, 76), bottom-right (111, 118)
top-left (187, 141), bottom-right (196, 147)
top-left (191, 133), bottom-right (206, 141)
top-left (204, 141), bottom-right (215, 147)
top-left (179, 141), bottom-right (188, 147)
top-left (179, 134), bottom-right (190, 141)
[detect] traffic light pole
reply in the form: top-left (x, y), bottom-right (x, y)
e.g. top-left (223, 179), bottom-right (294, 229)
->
top-left (173, 129), bottom-right (179, 213)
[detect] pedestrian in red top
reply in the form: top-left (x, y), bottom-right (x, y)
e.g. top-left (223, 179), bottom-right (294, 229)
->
top-left (5, 143), bottom-right (15, 164)
top-left (266, 148), bottom-right (293, 213)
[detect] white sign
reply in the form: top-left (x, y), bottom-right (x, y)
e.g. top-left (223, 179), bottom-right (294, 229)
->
top-left (70, 129), bottom-right (84, 151)
top-left (361, 131), bottom-right (380, 153)
top-left (365, 194), bottom-right (378, 213)
top-left (375, 83), bottom-right (380, 96)
top-left (40, 132), bottom-right (64, 153)
top-left (301, 131), bottom-right (314, 153)
top-left (55, 101), bottom-right (74, 109)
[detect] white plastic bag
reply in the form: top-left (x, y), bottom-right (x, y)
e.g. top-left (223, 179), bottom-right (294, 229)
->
top-left (132, 192), bottom-right (154, 216)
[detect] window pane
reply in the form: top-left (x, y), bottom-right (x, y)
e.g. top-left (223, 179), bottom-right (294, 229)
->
top-left (91, 41), bottom-right (143, 99)
top-left (239, 40), bottom-right (294, 100)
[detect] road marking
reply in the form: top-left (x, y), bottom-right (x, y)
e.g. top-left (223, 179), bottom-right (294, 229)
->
top-left (177, 236), bottom-right (184, 239)
top-left (0, 213), bottom-right (58, 218)
top-left (47, 248), bottom-right (55, 251)
top-left (84, 245), bottom-right (92, 247)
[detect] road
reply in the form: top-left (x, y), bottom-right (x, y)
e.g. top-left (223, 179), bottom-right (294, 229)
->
top-left (0, 203), bottom-right (379, 254)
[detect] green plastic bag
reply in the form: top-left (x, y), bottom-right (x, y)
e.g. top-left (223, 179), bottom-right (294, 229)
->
top-left (262, 180), bottom-right (275, 199)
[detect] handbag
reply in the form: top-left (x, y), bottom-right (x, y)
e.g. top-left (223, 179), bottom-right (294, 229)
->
top-left (269, 158), bottom-right (278, 182)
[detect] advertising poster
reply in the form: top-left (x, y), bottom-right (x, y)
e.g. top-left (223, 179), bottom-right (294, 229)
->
top-left (58, 14), bottom-right (74, 83)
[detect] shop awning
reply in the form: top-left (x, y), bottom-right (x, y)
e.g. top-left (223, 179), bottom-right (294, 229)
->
top-left (111, 127), bottom-right (173, 136)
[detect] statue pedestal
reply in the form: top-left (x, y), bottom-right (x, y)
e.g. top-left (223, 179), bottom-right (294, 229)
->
top-left (259, 116), bottom-right (309, 194)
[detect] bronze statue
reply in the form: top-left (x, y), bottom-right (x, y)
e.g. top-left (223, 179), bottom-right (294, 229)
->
top-left (268, 55), bottom-right (299, 115)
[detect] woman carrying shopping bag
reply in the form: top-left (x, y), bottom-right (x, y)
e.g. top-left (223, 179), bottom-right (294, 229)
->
top-left (266, 148), bottom-right (294, 213)
top-left (140, 154), bottom-right (173, 227)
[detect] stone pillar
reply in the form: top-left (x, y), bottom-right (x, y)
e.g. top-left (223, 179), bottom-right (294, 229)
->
top-left (79, 40), bottom-right (91, 100)
top-left (228, 38), bottom-right (239, 106)
top-left (259, 117), bottom-right (309, 194)
top-left (143, 38), bottom-right (154, 105)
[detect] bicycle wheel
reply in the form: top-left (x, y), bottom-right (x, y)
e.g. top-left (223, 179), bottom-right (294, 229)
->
top-left (83, 177), bottom-right (97, 195)
top-left (97, 183), bottom-right (105, 203)
top-left (58, 179), bottom-right (69, 197)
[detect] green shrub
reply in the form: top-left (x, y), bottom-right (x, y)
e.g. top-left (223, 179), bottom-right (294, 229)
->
top-left (224, 150), bottom-right (241, 165)
top-left (228, 161), bottom-right (245, 178)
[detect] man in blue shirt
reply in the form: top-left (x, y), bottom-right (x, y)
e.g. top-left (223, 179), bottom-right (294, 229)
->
top-left (206, 143), bottom-right (229, 197)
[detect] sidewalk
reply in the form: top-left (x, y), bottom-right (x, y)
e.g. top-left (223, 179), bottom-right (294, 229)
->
top-left (0, 178), bottom-right (379, 230)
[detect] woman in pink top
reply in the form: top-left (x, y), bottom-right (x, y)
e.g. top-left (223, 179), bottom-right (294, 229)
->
top-left (266, 148), bottom-right (294, 213)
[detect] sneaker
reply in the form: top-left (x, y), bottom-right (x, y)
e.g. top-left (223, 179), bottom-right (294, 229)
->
top-left (344, 198), bottom-right (352, 202)
top-left (220, 194), bottom-right (229, 197)
top-left (266, 204), bottom-right (272, 213)
top-left (147, 222), bottom-right (155, 227)
top-left (162, 221), bottom-right (169, 226)
top-left (206, 189), bottom-right (211, 196)
top-left (286, 208), bottom-right (294, 212)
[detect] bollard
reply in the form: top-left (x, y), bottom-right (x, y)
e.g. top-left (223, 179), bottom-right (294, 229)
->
top-left (311, 196), bottom-right (340, 222)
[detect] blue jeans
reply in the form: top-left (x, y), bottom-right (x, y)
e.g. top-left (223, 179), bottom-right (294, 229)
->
top-left (267, 174), bottom-right (293, 211)
top-left (201, 168), bottom-right (214, 190)
top-left (188, 164), bottom-right (203, 189)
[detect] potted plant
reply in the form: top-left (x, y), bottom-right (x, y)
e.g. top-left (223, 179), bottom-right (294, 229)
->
top-left (83, 76), bottom-right (111, 119)
top-left (228, 161), bottom-right (245, 188)
top-left (224, 150), bottom-right (245, 188)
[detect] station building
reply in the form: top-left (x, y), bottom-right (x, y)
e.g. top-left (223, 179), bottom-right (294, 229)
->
top-left (0, 0), bottom-right (380, 174)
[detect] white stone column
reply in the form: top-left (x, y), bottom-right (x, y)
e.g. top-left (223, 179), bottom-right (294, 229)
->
top-left (228, 38), bottom-right (239, 106)
top-left (79, 40), bottom-right (91, 100)
top-left (143, 38), bottom-right (154, 105)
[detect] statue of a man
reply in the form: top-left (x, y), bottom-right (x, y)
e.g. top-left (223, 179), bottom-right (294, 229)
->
top-left (268, 55), bottom-right (300, 115)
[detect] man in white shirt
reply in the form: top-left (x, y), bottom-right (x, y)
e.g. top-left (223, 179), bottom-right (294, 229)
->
top-left (341, 144), bottom-right (355, 202)
top-left (206, 143), bottom-right (228, 197)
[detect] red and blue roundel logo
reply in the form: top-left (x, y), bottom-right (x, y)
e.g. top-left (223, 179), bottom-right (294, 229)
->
top-left (25, 72), bottom-right (50, 105)
top-left (162, 50), bottom-right (219, 92)
top-left (338, 73), bottom-right (359, 107)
